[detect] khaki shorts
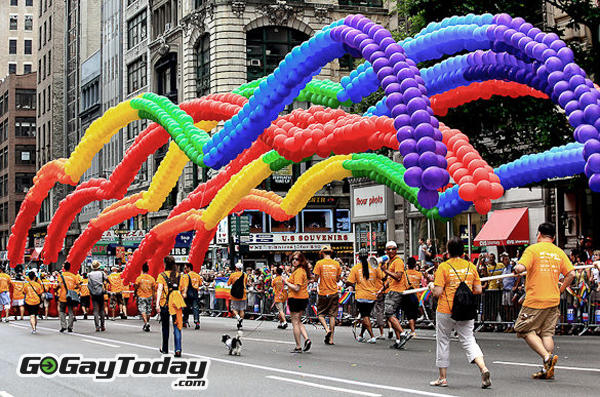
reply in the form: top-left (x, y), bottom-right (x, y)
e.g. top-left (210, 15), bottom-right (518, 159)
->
top-left (514, 306), bottom-right (560, 338)
top-left (274, 301), bottom-right (286, 313)
top-left (317, 294), bottom-right (339, 317)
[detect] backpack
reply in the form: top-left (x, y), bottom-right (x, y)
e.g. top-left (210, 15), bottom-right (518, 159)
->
top-left (160, 272), bottom-right (181, 307)
top-left (230, 274), bottom-right (245, 300)
top-left (186, 274), bottom-right (198, 300)
top-left (446, 263), bottom-right (477, 321)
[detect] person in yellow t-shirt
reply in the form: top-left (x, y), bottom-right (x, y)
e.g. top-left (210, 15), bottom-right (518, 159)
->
top-left (402, 257), bottom-right (423, 337)
top-left (57, 262), bottom-right (80, 333)
top-left (227, 262), bottom-right (248, 330)
top-left (381, 241), bottom-right (410, 349)
top-left (23, 271), bottom-right (43, 334)
top-left (183, 262), bottom-right (203, 330)
top-left (284, 251), bottom-right (311, 353)
top-left (346, 249), bottom-right (385, 344)
top-left (108, 267), bottom-right (126, 320)
top-left (272, 267), bottom-right (288, 329)
top-left (134, 263), bottom-right (156, 332)
top-left (513, 222), bottom-right (575, 380)
top-left (80, 273), bottom-right (91, 320)
top-left (10, 273), bottom-right (26, 321)
top-left (0, 266), bottom-right (12, 323)
top-left (155, 256), bottom-right (186, 357)
top-left (313, 245), bottom-right (342, 345)
top-left (429, 236), bottom-right (490, 389)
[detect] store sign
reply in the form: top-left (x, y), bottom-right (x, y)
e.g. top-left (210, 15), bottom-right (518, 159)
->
top-left (100, 230), bottom-right (146, 243)
top-left (272, 164), bottom-right (293, 184)
top-left (170, 247), bottom-right (189, 256)
top-left (352, 185), bottom-right (388, 219)
top-left (249, 243), bottom-right (352, 252)
top-left (244, 233), bottom-right (354, 244)
top-left (216, 218), bottom-right (228, 244)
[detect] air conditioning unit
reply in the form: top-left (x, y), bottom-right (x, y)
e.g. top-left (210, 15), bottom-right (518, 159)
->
top-left (248, 59), bottom-right (262, 67)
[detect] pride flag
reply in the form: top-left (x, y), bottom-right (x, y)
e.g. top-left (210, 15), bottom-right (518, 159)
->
top-left (215, 277), bottom-right (231, 300)
top-left (419, 290), bottom-right (431, 305)
top-left (339, 291), bottom-right (353, 304)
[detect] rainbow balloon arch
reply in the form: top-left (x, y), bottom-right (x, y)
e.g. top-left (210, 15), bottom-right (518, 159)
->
top-left (7, 13), bottom-right (600, 281)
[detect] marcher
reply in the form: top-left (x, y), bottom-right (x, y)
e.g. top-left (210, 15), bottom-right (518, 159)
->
top-left (418, 238), bottom-right (428, 266)
top-left (429, 236), bottom-right (491, 389)
top-left (182, 262), bottom-right (202, 330)
top-left (87, 260), bottom-right (108, 332)
top-left (513, 222), bottom-right (575, 380)
top-left (108, 266), bottom-right (126, 320)
top-left (79, 273), bottom-right (91, 320)
top-left (284, 251), bottom-right (311, 353)
top-left (381, 241), bottom-right (411, 349)
top-left (156, 256), bottom-right (186, 357)
top-left (272, 267), bottom-right (288, 329)
top-left (227, 262), bottom-right (248, 330)
top-left (484, 253), bottom-right (505, 330)
top-left (39, 272), bottom-right (52, 320)
top-left (10, 273), bottom-right (26, 321)
top-left (313, 245), bottom-right (342, 345)
top-left (0, 266), bottom-right (12, 322)
top-left (57, 262), bottom-right (80, 333)
top-left (134, 263), bottom-right (156, 332)
top-left (500, 253), bottom-right (518, 333)
top-left (23, 271), bottom-right (43, 334)
top-left (402, 257), bottom-right (421, 337)
top-left (346, 249), bottom-right (385, 343)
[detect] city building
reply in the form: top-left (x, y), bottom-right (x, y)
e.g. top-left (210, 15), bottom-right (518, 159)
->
top-left (0, 0), bottom-right (37, 77)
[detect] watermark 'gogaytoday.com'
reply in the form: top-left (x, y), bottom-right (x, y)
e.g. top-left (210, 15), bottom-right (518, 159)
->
top-left (17, 354), bottom-right (210, 390)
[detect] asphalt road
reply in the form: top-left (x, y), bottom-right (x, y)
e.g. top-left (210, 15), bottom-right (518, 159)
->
top-left (0, 315), bottom-right (598, 396)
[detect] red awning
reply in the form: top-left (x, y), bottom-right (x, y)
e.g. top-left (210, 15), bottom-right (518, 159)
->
top-left (474, 207), bottom-right (530, 247)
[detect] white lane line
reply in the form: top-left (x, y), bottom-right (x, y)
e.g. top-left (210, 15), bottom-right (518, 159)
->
top-left (0, 391), bottom-right (15, 397)
top-left (109, 322), bottom-right (144, 329)
top-left (493, 361), bottom-right (600, 373)
top-left (82, 339), bottom-right (120, 348)
top-left (8, 322), bottom-right (456, 397)
top-left (267, 375), bottom-right (382, 397)
top-left (244, 337), bottom-right (295, 345)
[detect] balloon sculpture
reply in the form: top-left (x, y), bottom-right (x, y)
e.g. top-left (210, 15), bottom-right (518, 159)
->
top-left (7, 13), bottom-right (596, 281)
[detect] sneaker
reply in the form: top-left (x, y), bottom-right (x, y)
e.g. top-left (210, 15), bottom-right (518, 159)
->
top-left (429, 378), bottom-right (448, 387)
top-left (277, 324), bottom-right (283, 329)
top-left (405, 331), bottom-right (415, 342)
top-left (481, 370), bottom-right (491, 388)
top-left (101, 327), bottom-right (106, 332)
top-left (543, 354), bottom-right (558, 379)
top-left (31, 330), bottom-right (36, 334)
top-left (145, 324), bottom-right (151, 332)
top-left (376, 334), bottom-right (386, 340)
top-left (83, 314), bottom-right (88, 320)
top-left (356, 336), bottom-right (365, 343)
top-left (174, 351), bottom-right (182, 358)
top-left (390, 339), bottom-right (402, 349)
top-left (3, 318), bottom-right (9, 323)
top-left (388, 330), bottom-right (394, 339)
top-left (237, 319), bottom-right (243, 330)
top-left (532, 369), bottom-right (548, 379)
top-left (59, 328), bottom-right (66, 333)
top-left (195, 323), bottom-right (200, 330)
top-left (303, 339), bottom-right (312, 352)
top-left (282, 323), bottom-right (288, 329)
top-left (96, 327), bottom-right (100, 332)
top-left (68, 328), bottom-right (73, 333)
top-left (397, 333), bottom-right (409, 349)
top-left (367, 337), bottom-right (377, 344)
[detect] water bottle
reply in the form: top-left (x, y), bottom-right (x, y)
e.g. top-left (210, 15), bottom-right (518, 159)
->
top-left (582, 311), bottom-right (589, 323)
top-left (337, 305), bottom-right (343, 319)
top-left (566, 306), bottom-right (575, 323)
top-left (254, 302), bottom-right (259, 313)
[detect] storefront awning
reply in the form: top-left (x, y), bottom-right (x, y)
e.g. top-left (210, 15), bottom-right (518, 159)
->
top-left (474, 207), bottom-right (529, 247)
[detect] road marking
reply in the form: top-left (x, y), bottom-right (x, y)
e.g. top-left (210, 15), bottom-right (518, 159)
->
top-left (267, 375), bottom-right (382, 396)
top-left (0, 391), bottom-right (15, 397)
top-left (244, 337), bottom-right (295, 345)
top-left (7, 322), bottom-right (456, 397)
top-left (109, 322), bottom-right (143, 329)
top-left (82, 339), bottom-right (120, 348)
top-left (493, 361), bottom-right (600, 373)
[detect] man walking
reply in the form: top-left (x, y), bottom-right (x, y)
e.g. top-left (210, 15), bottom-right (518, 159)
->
top-left (513, 222), bottom-right (575, 380)
top-left (183, 262), bottom-right (202, 330)
top-left (227, 262), bottom-right (247, 329)
top-left (88, 261), bottom-right (108, 332)
top-left (381, 241), bottom-right (411, 349)
top-left (57, 262), bottom-right (80, 333)
top-left (313, 245), bottom-right (341, 345)
top-left (0, 266), bottom-right (11, 323)
top-left (134, 263), bottom-right (156, 332)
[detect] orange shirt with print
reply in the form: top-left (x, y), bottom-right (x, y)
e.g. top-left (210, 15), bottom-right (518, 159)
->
top-left (272, 275), bottom-right (287, 302)
top-left (108, 273), bottom-right (124, 293)
top-left (347, 264), bottom-right (385, 301)
top-left (434, 258), bottom-right (480, 315)
top-left (57, 272), bottom-right (80, 303)
top-left (185, 271), bottom-right (203, 291)
top-left (288, 268), bottom-right (309, 299)
top-left (404, 269), bottom-right (422, 290)
top-left (24, 280), bottom-right (43, 305)
top-left (11, 280), bottom-right (25, 300)
top-left (387, 256), bottom-right (407, 293)
top-left (80, 279), bottom-right (90, 297)
top-left (157, 271), bottom-right (186, 308)
top-left (519, 242), bottom-right (574, 309)
top-left (227, 272), bottom-right (247, 301)
top-left (135, 274), bottom-right (156, 299)
top-left (0, 273), bottom-right (11, 292)
top-left (313, 258), bottom-right (341, 295)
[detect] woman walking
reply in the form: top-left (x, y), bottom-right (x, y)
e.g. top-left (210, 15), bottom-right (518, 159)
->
top-left (284, 251), bottom-right (311, 353)
top-left (23, 271), bottom-right (43, 334)
top-left (156, 256), bottom-right (186, 357)
top-left (429, 236), bottom-right (491, 388)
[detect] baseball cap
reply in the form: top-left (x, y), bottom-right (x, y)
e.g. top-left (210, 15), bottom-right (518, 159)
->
top-left (320, 245), bottom-right (333, 254)
top-left (386, 241), bottom-right (398, 249)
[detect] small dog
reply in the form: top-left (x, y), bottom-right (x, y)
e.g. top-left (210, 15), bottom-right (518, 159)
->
top-left (222, 330), bottom-right (243, 356)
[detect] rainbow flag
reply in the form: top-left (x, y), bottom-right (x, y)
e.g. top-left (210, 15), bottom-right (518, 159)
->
top-left (215, 277), bottom-right (231, 300)
top-left (419, 290), bottom-right (431, 305)
top-left (339, 291), bottom-right (353, 304)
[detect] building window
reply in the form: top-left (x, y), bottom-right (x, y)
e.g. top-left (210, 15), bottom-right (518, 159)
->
top-left (9, 39), bottom-right (17, 54)
top-left (16, 145), bottom-right (36, 164)
top-left (127, 55), bottom-right (147, 94)
top-left (269, 215), bottom-right (298, 233)
top-left (127, 0), bottom-right (137, 5)
top-left (24, 39), bottom-right (32, 55)
top-left (26, 0), bottom-right (33, 6)
top-left (8, 63), bottom-right (17, 74)
top-left (155, 53), bottom-right (177, 102)
top-left (126, 119), bottom-right (147, 141)
top-left (15, 117), bottom-right (36, 137)
top-left (196, 34), bottom-right (210, 97)
top-left (23, 64), bottom-right (31, 74)
top-left (338, 0), bottom-right (383, 6)
top-left (15, 173), bottom-right (35, 194)
top-left (11, 0), bottom-right (18, 6)
top-left (127, 11), bottom-right (147, 50)
top-left (246, 26), bottom-right (309, 81)
top-left (1, 93), bottom-right (8, 115)
top-left (9, 15), bottom-right (18, 30)
top-left (25, 15), bottom-right (33, 30)
top-left (0, 120), bottom-right (8, 142)
top-left (302, 209), bottom-right (333, 232)
top-left (336, 209), bottom-right (351, 232)
top-left (15, 89), bottom-right (36, 109)
top-left (48, 16), bottom-right (52, 40)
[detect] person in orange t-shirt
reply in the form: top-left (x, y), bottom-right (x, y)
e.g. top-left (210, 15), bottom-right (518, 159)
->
top-left (430, 236), bottom-right (489, 389)
top-left (227, 262), bottom-right (248, 330)
top-left (155, 256), bottom-right (186, 357)
top-left (79, 274), bottom-right (91, 320)
top-left (402, 257), bottom-right (422, 337)
top-left (0, 266), bottom-right (12, 323)
top-left (10, 274), bottom-right (26, 321)
top-left (135, 263), bottom-right (156, 332)
top-left (57, 262), bottom-right (80, 333)
top-left (108, 267), bottom-right (126, 320)
top-left (272, 267), bottom-right (288, 329)
top-left (284, 251), bottom-right (311, 353)
top-left (183, 262), bottom-right (203, 330)
top-left (381, 241), bottom-right (410, 349)
top-left (513, 222), bottom-right (575, 380)
top-left (23, 271), bottom-right (43, 334)
top-left (313, 245), bottom-right (341, 345)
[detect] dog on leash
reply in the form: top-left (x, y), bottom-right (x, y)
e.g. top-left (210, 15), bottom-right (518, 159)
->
top-left (222, 330), bottom-right (243, 356)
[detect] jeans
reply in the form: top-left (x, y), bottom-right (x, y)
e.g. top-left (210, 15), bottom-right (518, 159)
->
top-left (183, 297), bottom-right (200, 324)
top-left (59, 301), bottom-right (75, 330)
top-left (91, 294), bottom-right (105, 329)
top-left (160, 306), bottom-right (181, 353)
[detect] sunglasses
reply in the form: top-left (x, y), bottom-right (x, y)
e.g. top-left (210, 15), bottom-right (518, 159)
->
top-left (292, 258), bottom-right (300, 261)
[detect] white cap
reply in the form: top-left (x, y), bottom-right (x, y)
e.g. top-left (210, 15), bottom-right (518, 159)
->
top-left (386, 241), bottom-right (398, 248)
top-left (235, 262), bottom-right (243, 269)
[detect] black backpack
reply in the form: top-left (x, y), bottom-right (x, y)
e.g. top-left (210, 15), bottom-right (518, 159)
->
top-left (447, 263), bottom-right (477, 321)
top-left (160, 272), bottom-right (181, 306)
top-left (230, 274), bottom-right (245, 299)
top-left (186, 274), bottom-right (198, 300)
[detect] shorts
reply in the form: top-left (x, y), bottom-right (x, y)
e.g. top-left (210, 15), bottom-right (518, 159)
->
top-left (25, 304), bottom-right (39, 316)
top-left (80, 295), bottom-right (91, 309)
top-left (288, 298), bottom-right (308, 313)
top-left (110, 292), bottom-right (123, 309)
top-left (502, 290), bottom-right (514, 306)
top-left (230, 299), bottom-right (247, 312)
top-left (514, 306), bottom-right (560, 339)
top-left (317, 294), bottom-right (339, 317)
top-left (12, 299), bottom-right (24, 307)
top-left (401, 295), bottom-right (420, 320)
top-left (384, 290), bottom-right (403, 317)
top-left (137, 297), bottom-right (153, 315)
top-left (275, 301), bottom-right (286, 313)
top-left (357, 300), bottom-right (375, 318)
top-left (0, 291), bottom-right (10, 307)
